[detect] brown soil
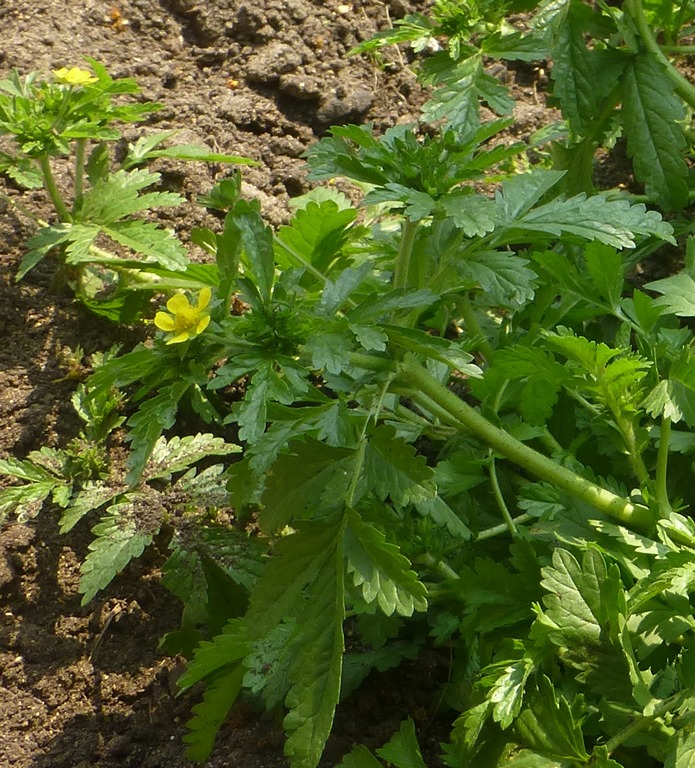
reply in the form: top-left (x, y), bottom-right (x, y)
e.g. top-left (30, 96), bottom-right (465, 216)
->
top-left (0, 2), bottom-right (554, 766)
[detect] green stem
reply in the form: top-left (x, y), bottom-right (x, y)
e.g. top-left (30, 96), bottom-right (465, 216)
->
top-left (398, 360), bottom-right (653, 529)
top-left (460, 293), bottom-right (494, 360)
top-left (73, 138), bottom-right (87, 215)
top-left (625, 0), bottom-right (695, 109)
top-left (655, 416), bottom-right (674, 518)
top-left (477, 513), bottom-right (533, 541)
top-left (602, 691), bottom-right (685, 755)
top-left (418, 552), bottom-right (460, 581)
top-left (37, 155), bottom-right (72, 222)
top-left (490, 457), bottom-right (517, 536)
top-left (392, 219), bottom-right (419, 291)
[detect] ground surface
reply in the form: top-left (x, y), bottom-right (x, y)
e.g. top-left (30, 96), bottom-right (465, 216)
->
top-left (0, 2), bottom-right (553, 766)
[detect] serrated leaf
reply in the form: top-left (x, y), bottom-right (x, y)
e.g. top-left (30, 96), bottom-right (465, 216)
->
top-left (103, 220), bottom-right (188, 270)
top-left (283, 531), bottom-right (345, 768)
top-left (414, 495), bottom-right (472, 540)
top-left (321, 263), bottom-right (372, 316)
top-left (276, 200), bottom-right (357, 274)
top-left (496, 170), bottom-right (566, 221)
top-left (18, 224), bottom-right (73, 279)
top-left (178, 619), bottom-right (249, 690)
top-left (345, 509), bottom-right (428, 617)
top-left (584, 242), bottom-right (624, 311)
top-left (440, 193), bottom-right (499, 237)
top-left (488, 656), bottom-right (535, 729)
top-left (647, 273), bottom-right (695, 317)
top-left (144, 433), bottom-right (240, 480)
top-left (510, 194), bottom-right (674, 249)
top-left (79, 168), bottom-right (183, 224)
top-left (341, 641), bottom-right (420, 699)
top-left (59, 482), bottom-right (120, 533)
top-left (79, 506), bottom-right (155, 604)
top-left (462, 251), bottom-right (537, 308)
top-left (183, 665), bottom-right (246, 761)
top-left (550, 0), bottom-right (599, 135)
top-left (260, 438), bottom-right (352, 532)
top-left (125, 378), bottom-right (193, 485)
top-left (375, 718), bottom-right (426, 768)
top-left (336, 744), bottom-right (384, 768)
top-left (622, 52), bottom-right (688, 210)
top-left (305, 331), bottom-right (353, 375)
top-left (359, 425), bottom-right (435, 508)
top-left (515, 676), bottom-right (589, 761)
top-left (231, 199), bottom-right (275, 303)
top-left (421, 57), bottom-right (482, 135)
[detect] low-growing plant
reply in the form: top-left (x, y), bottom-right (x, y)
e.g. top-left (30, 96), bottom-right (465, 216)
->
top-left (353, 0), bottom-right (695, 209)
top-left (4, 44), bottom-right (695, 768)
top-left (46, 109), bottom-right (695, 768)
top-left (0, 59), bottom-right (254, 319)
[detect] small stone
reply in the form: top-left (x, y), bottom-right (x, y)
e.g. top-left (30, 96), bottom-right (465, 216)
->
top-left (316, 87), bottom-right (374, 124)
top-left (246, 42), bottom-right (302, 84)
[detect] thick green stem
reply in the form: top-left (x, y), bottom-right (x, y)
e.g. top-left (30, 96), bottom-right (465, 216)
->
top-left (73, 138), bottom-right (87, 215)
top-left (398, 360), bottom-right (653, 529)
top-left (37, 155), bottom-right (72, 222)
top-left (655, 416), bottom-right (673, 518)
top-left (625, 0), bottom-right (695, 109)
top-left (602, 691), bottom-right (685, 755)
top-left (392, 219), bottom-right (419, 291)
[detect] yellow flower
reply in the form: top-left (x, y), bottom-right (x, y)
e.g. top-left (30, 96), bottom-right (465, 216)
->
top-left (154, 287), bottom-right (212, 345)
top-left (52, 67), bottom-right (98, 86)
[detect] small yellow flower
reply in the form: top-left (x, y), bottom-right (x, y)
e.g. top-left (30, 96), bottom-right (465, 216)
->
top-left (52, 67), bottom-right (98, 86)
top-left (154, 287), bottom-right (212, 345)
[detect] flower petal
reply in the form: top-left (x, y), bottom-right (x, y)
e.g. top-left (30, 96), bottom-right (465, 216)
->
top-left (154, 312), bottom-right (176, 331)
top-left (166, 331), bottom-right (191, 345)
top-left (197, 286), bottom-right (212, 310)
top-left (196, 315), bottom-right (211, 335)
top-left (167, 293), bottom-right (191, 314)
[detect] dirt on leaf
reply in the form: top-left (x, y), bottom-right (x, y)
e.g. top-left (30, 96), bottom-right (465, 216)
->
top-left (0, 2), bottom-right (554, 766)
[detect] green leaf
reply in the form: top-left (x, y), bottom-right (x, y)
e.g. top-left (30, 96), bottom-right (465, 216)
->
top-left (509, 194), bottom-right (674, 249)
top-left (231, 199), bottom-right (276, 303)
top-left (125, 378), bottom-right (193, 485)
top-left (184, 665), bottom-right (246, 761)
top-left (283, 530), bottom-right (345, 768)
top-left (336, 744), bottom-right (384, 768)
top-left (647, 273), bottom-right (695, 317)
top-left (144, 433), bottom-right (240, 480)
top-left (496, 170), bottom-right (566, 221)
top-left (487, 656), bottom-right (535, 729)
top-left (345, 509), bottom-right (428, 617)
top-left (359, 425), bottom-right (435, 508)
top-left (142, 143), bottom-right (256, 165)
top-left (59, 482), bottom-right (120, 533)
top-left (462, 251), bottom-right (537, 308)
top-left (584, 242), bottom-right (624, 311)
top-left (305, 331), bottom-right (354, 375)
top-left (276, 200), bottom-right (357, 273)
top-left (103, 220), bottom-right (188, 270)
top-left (260, 438), bottom-right (352, 532)
top-left (550, 0), bottom-right (599, 135)
top-left (440, 193), bottom-right (499, 237)
top-left (18, 224), bottom-right (73, 279)
top-left (622, 52), bottom-right (689, 210)
top-left (178, 619), bottom-right (249, 690)
top-left (375, 719), bottom-right (426, 768)
top-left (665, 726), bottom-right (695, 768)
top-left (514, 676), bottom-right (589, 761)
top-left (79, 505), bottom-right (155, 604)
top-left (79, 168), bottom-right (183, 224)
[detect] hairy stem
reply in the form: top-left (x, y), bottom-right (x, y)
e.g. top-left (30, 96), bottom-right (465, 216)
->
top-left (73, 138), bottom-right (87, 214)
top-left (655, 416), bottom-right (673, 518)
top-left (489, 457), bottom-right (518, 536)
top-left (37, 155), bottom-right (72, 222)
top-left (397, 359), bottom-right (654, 529)
top-left (392, 218), bottom-right (419, 291)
